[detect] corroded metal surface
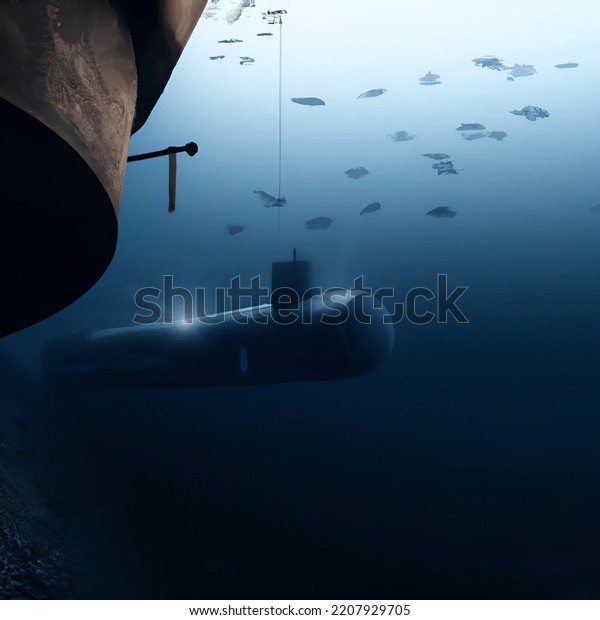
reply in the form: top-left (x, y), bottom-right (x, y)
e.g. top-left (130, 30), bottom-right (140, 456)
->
top-left (0, 0), bottom-right (137, 215)
top-left (0, 1), bottom-right (206, 336)
top-left (123, 0), bottom-right (209, 131)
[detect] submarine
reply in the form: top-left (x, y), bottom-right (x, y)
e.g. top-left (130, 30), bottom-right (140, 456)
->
top-left (0, 0), bottom-right (207, 337)
top-left (43, 253), bottom-right (395, 387)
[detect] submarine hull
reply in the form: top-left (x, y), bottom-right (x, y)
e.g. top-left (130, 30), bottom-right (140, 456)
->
top-left (43, 294), bottom-right (395, 388)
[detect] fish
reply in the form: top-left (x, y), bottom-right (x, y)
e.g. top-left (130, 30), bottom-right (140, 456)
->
top-left (510, 106), bottom-right (549, 121)
top-left (419, 71), bottom-right (441, 82)
top-left (305, 217), bottom-right (333, 230)
top-left (456, 123), bottom-right (486, 131)
top-left (218, 38), bottom-right (243, 43)
top-left (239, 56), bottom-right (255, 65)
top-left (388, 131), bottom-right (416, 142)
top-left (358, 88), bottom-right (387, 98)
top-left (360, 202), bottom-right (381, 215)
top-left (419, 71), bottom-right (442, 85)
top-left (472, 56), bottom-right (507, 70)
top-left (555, 62), bottom-right (578, 69)
top-left (422, 153), bottom-right (451, 160)
top-left (253, 190), bottom-right (286, 207)
top-left (254, 189), bottom-right (275, 203)
top-left (427, 206), bottom-right (457, 218)
top-left (226, 224), bottom-right (244, 235)
top-left (462, 132), bottom-right (487, 141)
top-left (487, 131), bottom-right (507, 141)
top-left (509, 63), bottom-right (536, 78)
top-left (209, 55), bottom-right (225, 60)
top-left (419, 71), bottom-right (440, 82)
top-left (344, 167), bottom-right (369, 179)
top-left (257, 32), bottom-right (273, 36)
top-left (432, 161), bottom-right (458, 175)
top-left (291, 97), bottom-right (325, 106)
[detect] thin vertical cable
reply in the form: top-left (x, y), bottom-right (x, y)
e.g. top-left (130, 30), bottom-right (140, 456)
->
top-left (277, 17), bottom-right (282, 234)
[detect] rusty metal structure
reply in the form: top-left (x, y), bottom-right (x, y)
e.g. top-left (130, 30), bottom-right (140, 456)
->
top-left (0, 0), bottom-right (207, 337)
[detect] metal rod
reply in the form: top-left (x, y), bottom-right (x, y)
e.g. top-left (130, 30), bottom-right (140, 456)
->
top-left (127, 141), bottom-right (198, 162)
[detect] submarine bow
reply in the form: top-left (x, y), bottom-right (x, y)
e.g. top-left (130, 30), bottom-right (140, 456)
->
top-left (0, 0), bottom-right (207, 337)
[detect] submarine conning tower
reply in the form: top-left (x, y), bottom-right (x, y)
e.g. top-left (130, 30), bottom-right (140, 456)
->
top-left (42, 250), bottom-right (395, 388)
top-left (0, 0), bottom-right (208, 337)
top-left (271, 248), bottom-right (315, 309)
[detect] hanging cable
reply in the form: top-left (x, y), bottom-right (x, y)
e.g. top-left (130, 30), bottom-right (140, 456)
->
top-left (168, 152), bottom-right (177, 213)
top-left (277, 15), bottom-right (283, 234)
top-left (278, 17), bottom-right (283, 199)
top-left (263, 10), bottom-right (287, 234)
